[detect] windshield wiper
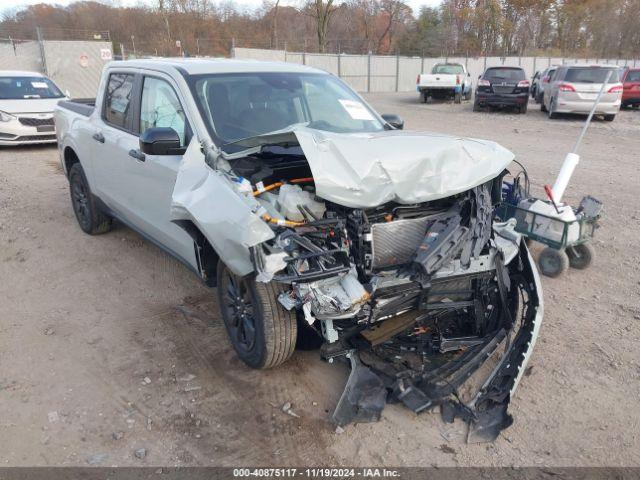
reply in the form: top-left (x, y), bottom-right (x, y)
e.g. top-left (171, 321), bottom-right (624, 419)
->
top-left (251, 144), bottom-right (304, 159)
top-left (221, 123), bottom-right (307, 151)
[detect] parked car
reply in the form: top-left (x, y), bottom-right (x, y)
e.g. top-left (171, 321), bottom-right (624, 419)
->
top-left (55, 59), bottom-right (543, 437)
top-left (533, 66), bottom-right (558, 104)
top-left (531, 70), bottom-right (542, 100)
top-left (416, 62), bottom-right (472, 104)
top-left (621, 68), bottom-right (640, 108)
top-left (0, 70), bottom-right (66, 146)
top-left (473, 66), bottom-right (530, 113)
top-left (542, 65), bottom-right (623, 121)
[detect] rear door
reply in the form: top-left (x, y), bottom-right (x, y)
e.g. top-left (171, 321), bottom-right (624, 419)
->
top-left (560, 67), bottom-right (622, 103)
top-left (92, 70), bottom-right (144, 223)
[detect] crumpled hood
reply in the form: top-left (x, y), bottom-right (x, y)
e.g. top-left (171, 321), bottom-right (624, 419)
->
top-left (293, 127), bottom-right (514, 208)
top-left (0, 98), bottom-right (61, 114)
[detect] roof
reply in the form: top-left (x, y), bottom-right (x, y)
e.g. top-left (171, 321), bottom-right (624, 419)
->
top-left (560, 64), bottom-right (621, 69)
top-left (0, 70), bottom-right (45, 77)
top-left (106, 57), bottom-right (327, 75)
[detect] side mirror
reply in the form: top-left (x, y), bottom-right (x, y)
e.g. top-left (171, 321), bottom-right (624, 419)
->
top-left (381, 113), bottom-right (404, 130)
top-left (139, 127), bottom-right (183, 155)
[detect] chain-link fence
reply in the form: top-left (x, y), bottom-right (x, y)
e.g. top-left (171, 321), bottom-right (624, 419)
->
top-left (0, 27), bottom-right (112, 97)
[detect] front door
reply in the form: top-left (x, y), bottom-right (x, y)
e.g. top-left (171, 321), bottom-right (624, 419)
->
top-left (125, 73), bottom-right (196, 267)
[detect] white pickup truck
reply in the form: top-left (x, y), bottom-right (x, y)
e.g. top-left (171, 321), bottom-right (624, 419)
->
top-left (55, 58), bottom-right (542, 435)
top-left (417, 62), bottom-right (473, 103)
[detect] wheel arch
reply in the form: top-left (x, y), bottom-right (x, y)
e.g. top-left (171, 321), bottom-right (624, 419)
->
top-left (173, 219), bottom-right (220, 287)
top-left (63, 146), bottom-right (80, 178)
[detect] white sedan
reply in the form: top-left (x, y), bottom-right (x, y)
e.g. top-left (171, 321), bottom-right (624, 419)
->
top-left (0, 70), bottom-right (66, 146)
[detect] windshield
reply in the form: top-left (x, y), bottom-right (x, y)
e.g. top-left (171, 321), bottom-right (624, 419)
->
top-left (189, 72), bottom-right (384, 151)
top-left (0, 76), bottom-right (64, 99)
top-left (432, 64), bottom-right (464, 75)
top-left (565, 67), bottom-right (621, 83)
top-left (483, 68), bottom-right (526, 82)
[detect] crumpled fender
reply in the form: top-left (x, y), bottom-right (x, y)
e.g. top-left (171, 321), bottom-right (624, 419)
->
top-left (170, 139), bottom-right (274, 276)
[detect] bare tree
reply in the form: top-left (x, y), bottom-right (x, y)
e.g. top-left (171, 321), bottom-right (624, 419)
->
top-left (305, 0), bottom-right (341, 52)
top-left (375, 0), bottom-right (411, 53)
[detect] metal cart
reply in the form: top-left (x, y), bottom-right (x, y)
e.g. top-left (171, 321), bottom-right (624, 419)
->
top-left (496, 196), bottom-right (602, 277)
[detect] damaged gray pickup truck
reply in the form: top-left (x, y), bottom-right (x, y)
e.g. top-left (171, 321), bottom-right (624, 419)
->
top-left (55, 58), bottom-right (543, 442)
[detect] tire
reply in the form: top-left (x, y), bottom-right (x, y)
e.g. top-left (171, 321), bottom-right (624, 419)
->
top-left (603, 114), bottom-right (615, 122)
top-left (548, 98), bottom-right (558, 119)
top-left (420, 91), bottom-right (427, 103)
top-left (520, 103), bottom-right (528, 114)
top-left (454, 92), bottom-right (462, 104)
top-left (217, 261), bottom-right (297, 369)
top-left (538, 247), bottom-right (569, 278)
top-left (567, 243), bottom-right (595, 270)
top-left (473, 100), bottom-right (481, 112)
top-left (68, 163), bottom-right (112, 235)
top-left (541, 99), bottom-right (547, 112)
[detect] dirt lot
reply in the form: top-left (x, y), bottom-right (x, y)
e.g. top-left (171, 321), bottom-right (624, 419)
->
top-left (1, 94), bottom-right (639, 467)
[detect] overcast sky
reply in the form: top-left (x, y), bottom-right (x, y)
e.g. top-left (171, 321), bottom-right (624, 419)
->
top-left (3, 0), bottom-right (443, 17)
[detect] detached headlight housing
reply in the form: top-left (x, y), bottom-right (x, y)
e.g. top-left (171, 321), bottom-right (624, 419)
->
top-left (0, 111), bottom-right (16, 122)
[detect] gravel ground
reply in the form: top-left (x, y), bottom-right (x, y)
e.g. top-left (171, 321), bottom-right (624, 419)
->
top-left (1, 94), bottom-right (639, 467)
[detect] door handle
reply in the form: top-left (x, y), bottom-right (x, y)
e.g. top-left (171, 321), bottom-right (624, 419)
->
top-left (128, 149), bottom-right (146, 162)
top-left (92, 132), bottom-right (105, 143)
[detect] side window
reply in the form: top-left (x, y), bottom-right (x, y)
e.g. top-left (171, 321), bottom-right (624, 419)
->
top-left (104, 73), bottom-right (135, 130)
top-left (140, 77), bottom-right (188, 147)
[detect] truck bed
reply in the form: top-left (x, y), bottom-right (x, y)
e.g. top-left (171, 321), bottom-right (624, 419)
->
top-left (58, 98), bottom-right (95, 117)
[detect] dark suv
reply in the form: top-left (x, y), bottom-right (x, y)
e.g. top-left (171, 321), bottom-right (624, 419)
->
top-left (474, 66), bottom-right (530, 113)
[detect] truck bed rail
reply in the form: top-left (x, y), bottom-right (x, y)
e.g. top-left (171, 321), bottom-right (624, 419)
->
top-left (58, 99), bottom-right (95, 117)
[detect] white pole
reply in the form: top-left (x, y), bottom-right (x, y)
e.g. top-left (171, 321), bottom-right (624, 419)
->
top-left (551, 69), bottom-right (613, 203)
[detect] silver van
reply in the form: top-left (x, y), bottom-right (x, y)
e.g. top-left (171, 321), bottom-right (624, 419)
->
top-left (543, 65), bottom-right (623, 121)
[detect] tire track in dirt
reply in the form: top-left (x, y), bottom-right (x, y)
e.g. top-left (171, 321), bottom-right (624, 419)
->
top-left (152, 295), bottom-right (334, 465)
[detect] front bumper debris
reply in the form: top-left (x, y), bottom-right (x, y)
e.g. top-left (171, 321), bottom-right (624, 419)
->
top-left (328, 240), bottom-right (543, 442)
top-left (332, 353), bottom-right (387, 426)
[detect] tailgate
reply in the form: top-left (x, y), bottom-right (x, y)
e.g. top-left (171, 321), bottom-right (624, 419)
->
top-left (490, 82), bottom-right (518, 94)
top-left (419, 74), bottom-right (458, 88)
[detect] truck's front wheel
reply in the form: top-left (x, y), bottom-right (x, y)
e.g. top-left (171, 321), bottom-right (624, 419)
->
top-left (217, 261), bottom-right (297, 369)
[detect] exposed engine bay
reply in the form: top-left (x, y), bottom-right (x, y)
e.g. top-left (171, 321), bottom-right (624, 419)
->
top-left (223, 141), bottom-right (543, 442)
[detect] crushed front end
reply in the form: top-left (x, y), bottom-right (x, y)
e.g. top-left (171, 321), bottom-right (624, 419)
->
top-left (224, 130), bottom-right (543, 442)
